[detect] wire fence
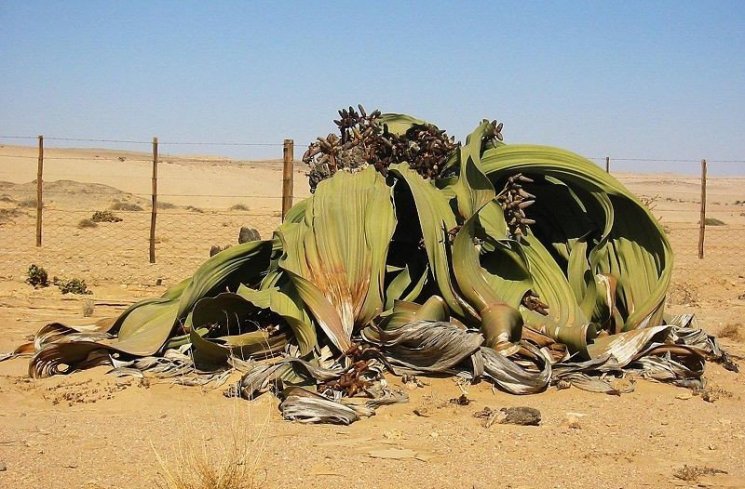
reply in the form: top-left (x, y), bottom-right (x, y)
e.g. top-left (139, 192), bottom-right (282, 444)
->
top-left (0, 135), bottom-right (299, 288)
top-left (1, 136), bottom-right (743, 290)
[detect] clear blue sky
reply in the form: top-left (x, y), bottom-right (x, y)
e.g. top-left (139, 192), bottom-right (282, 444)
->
top-left (1, 1), bottom-right (744, 174)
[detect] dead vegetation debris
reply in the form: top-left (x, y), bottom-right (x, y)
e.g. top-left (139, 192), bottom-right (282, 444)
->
top-left (673, 464), bottom-right (727, 482)
top-left (473, 406), bottom-right (541, 427)
top-left (701, 385), bottom-right (734, 403)
top-left (449, 394), bottom-right (471, 406)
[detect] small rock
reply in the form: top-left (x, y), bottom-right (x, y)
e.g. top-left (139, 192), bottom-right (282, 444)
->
top-left (497, 407), bottom-right (541, 426)
top-left (0, 461), bottom-right (7, 471)
top-left (238, 227), bottom-right (261, 243)
top-left (565, 413), bottom-right (583, 430)
top-left (413, 407), bottom-right (430, 417)
top-left (675, 392), bottom-right (693, 401)
top-left (209, 244), bottom-right (230, 257)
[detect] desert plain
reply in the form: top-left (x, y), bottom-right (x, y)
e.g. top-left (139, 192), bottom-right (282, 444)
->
top-left (0, 144), bottom-right (744, 488)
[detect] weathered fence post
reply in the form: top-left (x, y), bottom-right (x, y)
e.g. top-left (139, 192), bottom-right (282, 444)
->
top-left (282, 139), bottom-right (294, 220)
top-left (149, 137), bottom-right (159, 263)
top-left (36, 135), bottom-right (44, 247)
top-left (605, 156), bottom-right (610, 173)
top-left (698, 159), bottom-right (707, 259)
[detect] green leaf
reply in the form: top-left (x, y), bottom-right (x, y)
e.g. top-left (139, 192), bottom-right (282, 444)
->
top-left (276, 167), bottom-right (397, 352)
top-left (388, 163), bottom-right (476, 320)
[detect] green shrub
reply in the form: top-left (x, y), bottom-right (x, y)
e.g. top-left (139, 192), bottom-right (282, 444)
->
top-left (26, 264), bottom-right (49, 288)
top-left (91, 210), bottom-right (122, 223)
top-left (704, 217), bottom-right (726, 226)
top-left (53, 277), bottom-right (92, 295)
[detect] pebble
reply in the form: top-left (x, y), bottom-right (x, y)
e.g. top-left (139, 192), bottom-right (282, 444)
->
top-left (565, 414), bottom-right (582, 430)
top-left (0, 461), bottom-right (6, 471)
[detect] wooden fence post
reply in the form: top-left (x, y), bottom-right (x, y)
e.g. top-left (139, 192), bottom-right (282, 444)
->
top-left (36, 135), bottom-right (44, 247)
top-left (282, 139), bottom-right (294, 220)
top-left (605, 156), bottom-right (610, 173)
top-left (149, 137), bottom-right (158, 263)
top-left (698, 159), bottom-right (707, 259)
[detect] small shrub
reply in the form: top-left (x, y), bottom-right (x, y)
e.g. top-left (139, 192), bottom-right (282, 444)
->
top-left (157, 201), bottom-right (177, 209)
top-left (704, 217), bottom-right (726, 226)
top-left (229, 203), bottom-right (250, 211)
top-left (110, 201), bottom-right (144, 212)
top-left (91, 210), bottom-right (122, 223)
top-left (53, 277), bottom-right (92, 295)
top-left (18, 198), bottom-right (41, 208)
top-left (26, 264), bottom-right (49, 288)
top-left (78, 218), bottom-right (98, 228)
top-left (185, 205), bottom-right (204, 213)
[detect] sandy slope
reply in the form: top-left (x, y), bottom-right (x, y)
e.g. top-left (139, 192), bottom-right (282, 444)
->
top-left (1, 145), bottom-right (744, 488)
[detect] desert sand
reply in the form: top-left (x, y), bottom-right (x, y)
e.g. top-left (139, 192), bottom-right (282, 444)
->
top-left (1, 144), bottom-right (744, 489)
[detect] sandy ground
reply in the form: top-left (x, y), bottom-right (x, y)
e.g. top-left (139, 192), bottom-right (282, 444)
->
top-left (1, 145), bottom-right (744, 489)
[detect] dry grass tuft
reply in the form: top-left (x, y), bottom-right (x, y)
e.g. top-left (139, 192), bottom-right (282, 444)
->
top-left (78, 218), bottom-right (98, 229)
top-left (153, 407), bottom-right (269, 489)
top-left (110, 201), bottom-right (144, 211)
top-left (667, 282), bottom-right (698, 306)
top-left (229, 203), bottom-right (250, 212)
top-left (701, 384), bottom-right (734, 403)
top-left (718, 323), bottom-right (743, 342)
top-left (673, 464), bottom-right (727, 482)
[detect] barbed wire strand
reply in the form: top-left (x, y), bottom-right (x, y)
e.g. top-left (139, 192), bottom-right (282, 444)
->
top-left (0, 135), bottom-right (282, 146)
